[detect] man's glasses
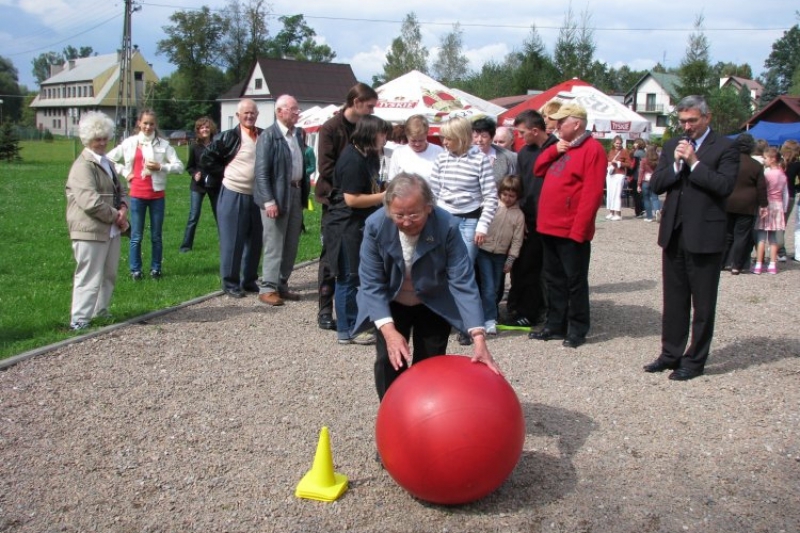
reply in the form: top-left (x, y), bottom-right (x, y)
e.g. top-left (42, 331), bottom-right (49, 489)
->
top-left (390, 212), bottom-right (424, 222)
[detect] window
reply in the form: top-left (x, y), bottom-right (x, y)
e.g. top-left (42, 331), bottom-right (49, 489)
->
top-left (646, 94), bottom-right (656, 112)
top-left (134, 71), bottom-right (143, 81)
top-left (255, 78), bottom-right (263, 90)
top-left (656, 115), bottom-right (668, 128)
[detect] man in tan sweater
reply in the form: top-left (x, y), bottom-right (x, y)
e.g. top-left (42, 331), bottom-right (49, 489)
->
top-left (201, 99), bottom-right (264, 298)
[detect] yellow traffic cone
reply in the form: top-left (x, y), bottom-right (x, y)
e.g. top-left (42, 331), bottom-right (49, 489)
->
top-left (295, 426), bottom-right (348, 502)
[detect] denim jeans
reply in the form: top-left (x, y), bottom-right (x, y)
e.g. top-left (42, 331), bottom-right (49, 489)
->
top-left (334, 247), bottom-right (358, 341)
top-left (129, 197), bottom-right (165, 273)
top-left (455, 216), bottom-right (479, 263)
top-left (641, 182), bottom-right (661, 219)
top-left (180, 188), bottom-right (219, 250)
top-left (476, 250), bottom-right (506, 325)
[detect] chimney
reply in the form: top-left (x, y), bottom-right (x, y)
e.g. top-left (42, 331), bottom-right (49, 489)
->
top-left (68, 60), bottom-right (76, 70)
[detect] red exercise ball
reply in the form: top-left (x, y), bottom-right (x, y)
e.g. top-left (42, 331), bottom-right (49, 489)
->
top-left (375, 355), bottom-right (525, 505)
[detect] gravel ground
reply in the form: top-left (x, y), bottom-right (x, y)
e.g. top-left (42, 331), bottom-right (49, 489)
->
top-left (1, 208), bottom-right (799, 533)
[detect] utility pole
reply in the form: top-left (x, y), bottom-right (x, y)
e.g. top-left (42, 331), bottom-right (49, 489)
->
top-left (114, 0), bottom-right (141, 139)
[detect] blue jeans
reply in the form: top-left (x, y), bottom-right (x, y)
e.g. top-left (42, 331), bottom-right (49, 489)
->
top-left (642, 182), bottom-right (661, 220)
top-left (456, 216), bottom-right (479, 263)
top-left (129, 197), bottom-right (165, 273)
top-left (334, 247), bottom-right (359, 341)
top-left (476, 250), bottom-right (506, 324)
top-left (180, 188), bottom-right (219, 250)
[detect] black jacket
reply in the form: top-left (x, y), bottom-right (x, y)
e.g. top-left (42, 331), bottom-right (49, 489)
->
top-left (200, 125), bottom-right (264, 186)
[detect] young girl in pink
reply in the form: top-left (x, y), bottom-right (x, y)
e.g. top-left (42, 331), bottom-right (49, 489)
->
top-left (752, 147), bottom-right (788, 275)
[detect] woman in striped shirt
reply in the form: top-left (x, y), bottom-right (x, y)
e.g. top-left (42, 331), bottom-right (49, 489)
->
top-left (429, 117), bottom-right (498, 263)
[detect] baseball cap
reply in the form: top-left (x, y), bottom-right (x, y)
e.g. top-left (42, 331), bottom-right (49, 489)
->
top-left (549, 102), bottom-right (587, 121)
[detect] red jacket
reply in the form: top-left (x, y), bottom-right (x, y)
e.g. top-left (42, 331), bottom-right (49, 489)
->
top-left (534, 137), bottom-right (607, 243)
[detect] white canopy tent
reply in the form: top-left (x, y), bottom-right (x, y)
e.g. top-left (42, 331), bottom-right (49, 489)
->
top-left (373, 70), bottom-right (494, 132)
top-left (550, 85), bottom-right (651, 141)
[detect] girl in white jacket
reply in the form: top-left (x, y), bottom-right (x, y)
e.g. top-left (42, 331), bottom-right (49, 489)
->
top-left (107, 110), bottom-right (184, 279)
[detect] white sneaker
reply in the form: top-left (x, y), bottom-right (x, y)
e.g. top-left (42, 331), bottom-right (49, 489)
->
top-left (644, 218), bottom-right (653, 222)
top-left (352, 331), bottom-right (376, 345)
top-left (778, 255), bottom-right (787, 262)
top-left (611, 215), bottom-right (622, 221)
top-left (605, 213), bottom-right (614, 220)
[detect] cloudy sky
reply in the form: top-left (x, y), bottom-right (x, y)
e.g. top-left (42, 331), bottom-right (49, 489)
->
top-left (0, 0), bottom-right (794, 91)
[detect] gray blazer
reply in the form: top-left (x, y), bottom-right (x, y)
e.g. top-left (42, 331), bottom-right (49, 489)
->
top-left (253, 122), bottom-right (309, 212)
top-left (353, 206), bottom-right (484, 336)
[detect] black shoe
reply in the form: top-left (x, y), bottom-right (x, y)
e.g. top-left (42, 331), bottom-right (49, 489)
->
top-left (224, 288), bottom-right (245, 299)
top-left (179, 247), bottom-right (191, 253)
top-left (150, 270), bottom-right (162, 280)
top-left (562, 336), bottom-right (585, 349)
top-left (668, 367), bottom-right (703, 381)
top-left (131, 271), bottom-right (143, 281)
top-left (318, 313), bottom-right (336, 330)
top-left (457, 332), bottom-right (472, 346)
top-left (242, 282), bottom-right (260, 293)
top-left (642, 359), bottom-right (678, 373)
top-left (528, 328), bottom-right (564, 341)
top-left (504, 316), bottom-right (532, 327)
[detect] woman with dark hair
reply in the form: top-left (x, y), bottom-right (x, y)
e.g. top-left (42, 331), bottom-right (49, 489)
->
top-left (107, 109), bottom-right (184, 280)
top-left (179, 116), bottom-right (219, 252)
top-left (637, 144), bottom-right (662, 222)
top-left (605, 135), bottom-right (630, 221)
top-left (324, 114), bottom-right (389, 345)
top-left (723, 133), bottom-right (767, 275)
top-left (316, 82), bottom-right (379, 332)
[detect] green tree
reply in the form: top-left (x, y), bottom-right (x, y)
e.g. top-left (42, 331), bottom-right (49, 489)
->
top-left (62, 46), bottom-right (94, 61)
top-left (553, 5), bottom-right (595, 81)
top-left (432, 23), bottom-right (468, 85)
top-left (712, 61), bottom-right (753, 80)
top-left (31, 51), bottom-right (63, 85)
top-left (707, 85), bottom-right (751, 135)
top-left (0, 56), bottom-right (22, 123)
top-left (762, 24), bottom-right (800, 96)
top-left (0, 121), bottom-right (22, 162)
top-left (220, 0), bottom-right (255, 84)
top-left (511, 25), bottom-right (559, 93)
top-left (157, 7), bottom-right (228, 70)
top-left (266, 14), bottom-right (336, 62)
top-left (454, 60), bottom-right (516, 100)
top-left (676, 14), bottom-right (714, 97)
top-left (375, 12), bottom-right (429, 85)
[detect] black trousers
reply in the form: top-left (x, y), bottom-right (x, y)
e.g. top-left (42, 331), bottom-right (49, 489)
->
top-left (723, 213), bottom-right (755, 270)
top-left (374, 302), bottom-right (450, 401)
top-left (507, 228), bottom-right (546, 323)
top-left (660, 228), bottom-right (722, 372)
top-left (317, 205), bottom-right (335, 317)
top-left (541, 235), bottom-right (591, 340)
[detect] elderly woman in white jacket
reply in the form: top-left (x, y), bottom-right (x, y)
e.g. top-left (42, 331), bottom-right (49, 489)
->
top-left (107, 109), bottom-right (184, 280)
top-left (66, 111), bottom-right (129, 330)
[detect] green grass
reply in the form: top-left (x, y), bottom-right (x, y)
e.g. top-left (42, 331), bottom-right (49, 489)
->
top-left (0, 139), bottom-right (322, 359)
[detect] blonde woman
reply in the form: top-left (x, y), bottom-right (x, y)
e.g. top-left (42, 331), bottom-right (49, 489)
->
top-left (429, 116), bottom-right (498, 346)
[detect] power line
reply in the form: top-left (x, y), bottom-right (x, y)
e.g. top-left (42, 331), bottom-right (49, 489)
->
top-left (6, 13), bottom-right (122, 57)
top-left (137, 3), bottom-right (793, 32)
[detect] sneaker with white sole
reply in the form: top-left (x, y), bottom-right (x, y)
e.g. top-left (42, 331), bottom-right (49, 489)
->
top-left (69, 321), bottom-right (90, 331)
top-left (352, 331), bottom-right (376, 345)
top-left (611, 215), bottom-right (622, 221)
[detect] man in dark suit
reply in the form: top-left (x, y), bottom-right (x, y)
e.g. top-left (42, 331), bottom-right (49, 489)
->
top-left (643, 95), bottom-right (739, 381)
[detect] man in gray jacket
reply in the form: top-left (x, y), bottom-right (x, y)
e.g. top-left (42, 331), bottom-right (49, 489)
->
top-left (253, 94), bottom-right (309, 306)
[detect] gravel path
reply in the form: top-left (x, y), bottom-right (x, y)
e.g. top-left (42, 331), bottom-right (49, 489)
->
top-left (1, 209), bottom-right (798, 533)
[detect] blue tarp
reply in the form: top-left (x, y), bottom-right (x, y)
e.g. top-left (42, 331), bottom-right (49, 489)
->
top-left (739, 121), bottom-right (800, 145)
